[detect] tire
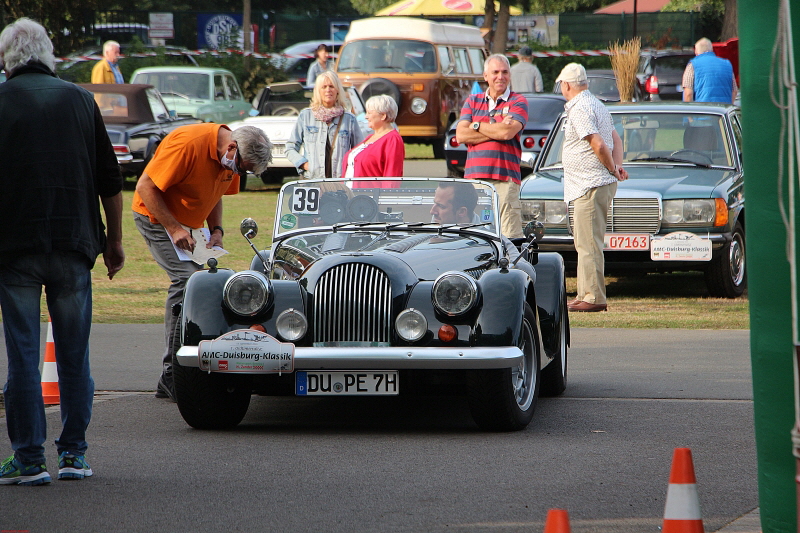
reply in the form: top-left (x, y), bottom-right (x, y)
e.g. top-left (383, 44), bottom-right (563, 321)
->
top-left (466, 303), bottom-right (541, 431)
top-left (172, 323), bottom-right (253, 429)
top-left (359, 78), bottom-right (401, 108)
top-left (540, 290), bottom-right (568, 397)
top-left (433, 117), bottom-right (454, 160)
top-left (705, 221), bottom-right (746, 298)
top-left (432, 136), bottom-right (446, 159)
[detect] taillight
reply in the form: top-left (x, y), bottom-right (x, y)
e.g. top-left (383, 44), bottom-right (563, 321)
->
top-left (523, 137), bottom-right (535, 149)
top-left (448, 137), bottom-right (459, 147)
top-left (113, 145), bottom-right (130, 155)
top-left (644, 75), bottom-right (659, 94)
top-left (539, 136), bottom-right (547, 147)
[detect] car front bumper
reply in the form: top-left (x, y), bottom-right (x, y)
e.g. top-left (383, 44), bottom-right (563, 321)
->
top-left (176, 345), bottom-right (523, 371)
top-left (535, 232), bottom-right (731, 252)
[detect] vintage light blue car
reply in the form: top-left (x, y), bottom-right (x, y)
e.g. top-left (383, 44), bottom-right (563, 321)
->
top-left (520, 102), bottom-right (745, 298)
top-left (130, 66), bottom-right (252, 124)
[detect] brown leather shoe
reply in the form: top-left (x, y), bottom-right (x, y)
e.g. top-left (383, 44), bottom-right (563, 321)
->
top-left (567, 300), bottom-right (607, 312)
top-left (568, 298), bottom-right (582, 306)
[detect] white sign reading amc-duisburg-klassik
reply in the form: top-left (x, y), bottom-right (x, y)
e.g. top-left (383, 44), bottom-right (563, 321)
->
top-left (650, 231), bottom-right (712, 261)
top-left (199, 329), bottom-right (294, 373)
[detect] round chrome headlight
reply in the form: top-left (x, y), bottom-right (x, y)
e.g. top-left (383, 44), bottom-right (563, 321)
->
top-left (395, 308), bottom-right (427, 342)
top-left (432, 272), bottom-right (478, 316)
top-left (222, 271), bottom-right (271, 316)
top-left (276, 308), bottom-right (307, 341)
top-left (410, 97), bottom-right (427, 114)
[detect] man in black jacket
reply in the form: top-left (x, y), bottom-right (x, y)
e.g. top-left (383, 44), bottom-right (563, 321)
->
top-left (0, 18), bottom-right (124, 485)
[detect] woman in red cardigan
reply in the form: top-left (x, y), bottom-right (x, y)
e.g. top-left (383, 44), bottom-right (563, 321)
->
top-left (343, 94), bottom-right (404, 188)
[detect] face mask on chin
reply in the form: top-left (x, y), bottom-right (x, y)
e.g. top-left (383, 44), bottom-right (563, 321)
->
top-left (221, 149), bottom-right (240, 174)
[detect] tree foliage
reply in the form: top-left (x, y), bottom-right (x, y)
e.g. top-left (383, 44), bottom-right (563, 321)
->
top-left (349, 0), bottom-right (394, 15)
top-left (1, 0), bottom-right (101, 55)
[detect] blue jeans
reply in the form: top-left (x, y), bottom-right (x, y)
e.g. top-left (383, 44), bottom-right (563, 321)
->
top-left (0, 252), bottom-right (94, 464)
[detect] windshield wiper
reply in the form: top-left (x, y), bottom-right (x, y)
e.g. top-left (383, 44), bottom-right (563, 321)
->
top-left (337, 67), bottom-right (364, 72)
top-left (630, 156), bottom-right (711, 168)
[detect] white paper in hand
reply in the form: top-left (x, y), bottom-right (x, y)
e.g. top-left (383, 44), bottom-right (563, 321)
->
top-left (170, 225), bottom-right (229, 265)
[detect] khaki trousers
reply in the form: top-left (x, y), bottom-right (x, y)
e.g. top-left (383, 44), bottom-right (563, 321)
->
top-left (491, 179), bottom-right (524, 238)
top-left (572, 181), bottom-right (617, 305)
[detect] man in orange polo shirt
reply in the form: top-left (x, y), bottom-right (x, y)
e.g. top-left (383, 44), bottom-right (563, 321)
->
top-left (132, 123), bottom-right (272, 400)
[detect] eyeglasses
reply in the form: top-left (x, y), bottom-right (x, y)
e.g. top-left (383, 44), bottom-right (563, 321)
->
top-left (488, 109), bottom-right (498, 124)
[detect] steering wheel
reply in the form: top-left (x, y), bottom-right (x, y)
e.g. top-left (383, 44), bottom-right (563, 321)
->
top-left (160, 91), bottom-right (191, 101)
top-left (669, 149), bottom-right (713, 165)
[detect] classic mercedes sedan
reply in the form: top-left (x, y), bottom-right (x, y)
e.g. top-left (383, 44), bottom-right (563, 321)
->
top-left (173, 178), bottom-right (569, 431)
top-left (520, 102), bottom-right (745, 298)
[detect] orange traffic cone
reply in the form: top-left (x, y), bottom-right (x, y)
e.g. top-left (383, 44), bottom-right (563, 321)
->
top-left (662, 447), bottom-right (704, 533)
top-left (543, 509), bottom-right (571, 533)
top-left (41, 317), bottom-right (60, 405)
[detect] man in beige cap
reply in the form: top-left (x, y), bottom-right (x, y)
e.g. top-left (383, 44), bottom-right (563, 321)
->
top-left (556, 62), bottom-right (628, 312)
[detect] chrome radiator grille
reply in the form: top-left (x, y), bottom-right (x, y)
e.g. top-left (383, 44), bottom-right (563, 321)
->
top-left (313, 263), bottom-right (392, 346)
top-left (569, 197), bottom-right (661, 233)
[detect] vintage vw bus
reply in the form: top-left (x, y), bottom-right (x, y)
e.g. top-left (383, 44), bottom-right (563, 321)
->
top-left (336, 17), bottom-right (486, 158)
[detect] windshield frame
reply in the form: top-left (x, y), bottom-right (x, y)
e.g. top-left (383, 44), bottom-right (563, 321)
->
top-left (537, 110), bottom-right (736, 171)
top-left (274, 177), bottom-right (502, 241)
top-left (337, 39), bottom-right (437, 73)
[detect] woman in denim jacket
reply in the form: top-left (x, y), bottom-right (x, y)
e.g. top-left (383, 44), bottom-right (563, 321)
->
top-left (286, 71), bottom-right (364, 180)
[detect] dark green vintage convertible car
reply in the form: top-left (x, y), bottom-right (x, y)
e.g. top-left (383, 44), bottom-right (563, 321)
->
top-left (520, 102), bottom-right (745, 298)
top-left (173, 178), bottom-right (569, 431)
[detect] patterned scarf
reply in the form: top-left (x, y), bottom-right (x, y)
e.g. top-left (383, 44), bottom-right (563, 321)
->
top-left (311, 104), bottom-right (344, 124)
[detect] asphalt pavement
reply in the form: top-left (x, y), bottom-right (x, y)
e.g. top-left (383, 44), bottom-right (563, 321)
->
top-left (0, 325), bottom-right (758, 532)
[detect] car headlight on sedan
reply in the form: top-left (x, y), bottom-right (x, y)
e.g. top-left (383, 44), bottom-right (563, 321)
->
top-left (410, 97), bottom-right (427, 114)
top-left (520, 200), bottom-right (568, 226)
top-left (432, 272), bottom-right (478, 316)
top-left (663, 199), bottom-right (727, 226)
top-left (395, 308), bottom-right (427, 342)
top-left (222, 271), bottom-right (271, 316)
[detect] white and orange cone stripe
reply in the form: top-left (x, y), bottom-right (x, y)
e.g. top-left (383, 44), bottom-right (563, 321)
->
top-left (41, 317), bottom-right (60, 405)
top-left (662, 447), bottom-right (704, 533)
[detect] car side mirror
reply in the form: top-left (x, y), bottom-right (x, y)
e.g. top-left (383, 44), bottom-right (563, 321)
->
top-left (520, 152), bottom-right (536, 170)
top-left (240, 218), bottom-right (258, 239)
top-left (241, 218), bottom-right (270, 272)
top-left (524, 221), bottom-right (544, 242)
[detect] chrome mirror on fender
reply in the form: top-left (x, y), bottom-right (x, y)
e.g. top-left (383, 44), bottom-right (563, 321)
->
top-left (240, 218), bottom-right (269, 272)
top-left (240, 218), bottom-right (258, 239)
top-left (524, 221), bottom-right (544, 242)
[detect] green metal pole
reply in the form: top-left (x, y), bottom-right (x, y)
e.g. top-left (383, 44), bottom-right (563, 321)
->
top-left (741, 0), bottom-right (800, 530)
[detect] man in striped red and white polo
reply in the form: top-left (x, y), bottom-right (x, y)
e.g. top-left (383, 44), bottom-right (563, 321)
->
top-left (456, 53), bottom-right (528, 238)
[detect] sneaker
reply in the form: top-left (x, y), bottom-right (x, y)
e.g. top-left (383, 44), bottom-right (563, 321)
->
top-left (58, 452), bottom-right (93, 480)
top-left (155, 370), bottom-right (176, 402)
top-left (0, 455), bottom-right (52, 485)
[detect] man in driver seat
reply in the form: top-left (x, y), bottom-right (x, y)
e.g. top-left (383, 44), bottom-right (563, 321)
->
top-left (430, 181), bottom-right (480, 225)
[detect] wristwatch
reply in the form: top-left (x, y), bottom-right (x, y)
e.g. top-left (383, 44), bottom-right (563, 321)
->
top-left (471, 121), bottom-right (480, 131)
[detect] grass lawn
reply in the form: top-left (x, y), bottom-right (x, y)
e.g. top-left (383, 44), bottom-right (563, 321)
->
top-left (47, 183), bottom-right (748, 329)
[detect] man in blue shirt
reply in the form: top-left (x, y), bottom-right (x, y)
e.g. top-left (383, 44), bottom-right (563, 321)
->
top-left (682, 37), bottom-right (737, 104)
